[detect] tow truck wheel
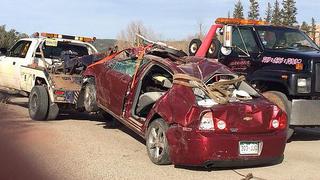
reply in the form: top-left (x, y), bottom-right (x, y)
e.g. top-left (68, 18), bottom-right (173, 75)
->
top-left (0, 91), bottom-right (10, 103)
top-left (206, 38), bottom-right (221, 59)
top-left (189, 39), bottom-right (202, 56)
top-left (84, 82), bottom-right (99, 112)
top-left (262, 91), bottom-right (294, 140)
top-left (29, 86), bottom-right (49, 121)
top-left (146, 118), bottom-right (171, 165)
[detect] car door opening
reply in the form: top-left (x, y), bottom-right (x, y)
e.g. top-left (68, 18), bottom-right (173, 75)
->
top-left (133, 65), bottom-right (173, 118)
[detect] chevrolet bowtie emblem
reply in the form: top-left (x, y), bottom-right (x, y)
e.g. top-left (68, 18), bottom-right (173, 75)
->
top-left (243, 117), bottom-right (253, 121)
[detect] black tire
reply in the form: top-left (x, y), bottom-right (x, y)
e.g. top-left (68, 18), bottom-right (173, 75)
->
top-left (84, 81), bottom-right (99, 112)
top-left (262, 91), bottom-right (294, 140)
top-left (188, 39), bottom-right (202, 56)
top-left (0, 91), bottom-right (8, 103)
top-left (47, 102), bottom-right (59, 120)
top-left (29, 86), bottom-right (49, 120)
top-left (146, 118), bottom-right (171, 165)
top-left (206, 38), bottom-right (221, 59)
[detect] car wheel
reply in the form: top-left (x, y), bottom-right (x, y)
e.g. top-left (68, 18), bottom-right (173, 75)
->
top-left (146, 118), bottom-right (171, 165)
top-left (262, 91), bottom-right (294, 140)
top-left (206, 38), bottom-right (221, 59)
top-left (84, 82), bottom-right (99, 112)
top-left (188, 39), bottom-right (202, 56)
top-left (29, 86), bottom-right (49, 120)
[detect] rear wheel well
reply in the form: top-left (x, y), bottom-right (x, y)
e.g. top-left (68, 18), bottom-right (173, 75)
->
top-left (149, 113), bottom-right (161, 125)
top-left (35, 77), bottom-right (47, 86)
top-left (253, 80), bottom-right (289, 96)
top-left (83, 76), bottom-right (95, 87)
top-left (145, 113), bottom-right (162, 135)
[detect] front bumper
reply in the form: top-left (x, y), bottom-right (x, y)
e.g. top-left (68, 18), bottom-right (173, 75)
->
top-left (166, 126), bottom-right (286, 167)
top-left (290, 99), bottom-right (320, 126)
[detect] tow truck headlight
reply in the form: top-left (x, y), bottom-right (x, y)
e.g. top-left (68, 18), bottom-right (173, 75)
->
top-left (297, 78), bottom-right (311, 93)
top-left (199, 112), bottom-right (214, 131)
top-left (297, 78), bottom-right (307, 87)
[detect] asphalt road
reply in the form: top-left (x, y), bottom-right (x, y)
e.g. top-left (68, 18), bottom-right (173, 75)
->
top-left (0, 97), bottom-right (320, 180)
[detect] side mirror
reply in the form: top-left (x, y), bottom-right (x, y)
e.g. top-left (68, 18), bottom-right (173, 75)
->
top-left (0, 48), bottom-right (7, 56)
top-left (220, 25), bottom-right (233, 56)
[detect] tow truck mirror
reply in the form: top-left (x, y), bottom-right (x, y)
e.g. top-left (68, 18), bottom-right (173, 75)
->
top-left (0, 48), bottom-right (7, 56)
top-left (221, 25), bottom-right (233, 56)
top-left (223, 25), bottom-right (233, 47)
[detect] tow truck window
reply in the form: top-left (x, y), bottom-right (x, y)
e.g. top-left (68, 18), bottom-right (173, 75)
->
top-left (257, 28), bottom-right (318, 50)
top-left (9, 40), bottom-right (32, 58)
top-left (232, 27), bottom-right (259, 53)
top-left (37, 42), bottom-right (89, 59)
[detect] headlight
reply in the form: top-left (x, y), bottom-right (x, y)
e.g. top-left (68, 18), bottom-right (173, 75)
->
top-left (297, 78), bottom-right (307, 87)
top-left (297, 78), bottom-right (311, 93)
top-left (199, 112), bottom-right (214, 131)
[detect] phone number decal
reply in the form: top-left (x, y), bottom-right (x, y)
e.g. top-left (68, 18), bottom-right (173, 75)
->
top-left (262, 56), bottom-right (302, 65)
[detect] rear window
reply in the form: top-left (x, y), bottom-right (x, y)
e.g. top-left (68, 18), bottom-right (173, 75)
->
top-left (38, 42), bottom-right (89, 59)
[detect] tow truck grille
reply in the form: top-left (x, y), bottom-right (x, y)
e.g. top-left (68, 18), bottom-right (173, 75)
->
top-left (315, 63), bottom-right (320, 92)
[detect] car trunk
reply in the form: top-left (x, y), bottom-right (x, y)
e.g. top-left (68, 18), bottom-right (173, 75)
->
top-left (211, 99), bottom-right (275, 134)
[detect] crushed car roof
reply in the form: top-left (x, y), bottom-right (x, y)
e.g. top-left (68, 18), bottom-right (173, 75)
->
top-left (144, 52), bottom-right (233, 81)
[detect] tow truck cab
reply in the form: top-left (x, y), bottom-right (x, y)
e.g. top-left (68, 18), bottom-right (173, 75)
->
top-left (189, 18), bottom-right (320, 137)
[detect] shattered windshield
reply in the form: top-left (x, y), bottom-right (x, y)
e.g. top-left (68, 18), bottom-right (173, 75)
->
top-left (256, 27), bottom-right (319, 51)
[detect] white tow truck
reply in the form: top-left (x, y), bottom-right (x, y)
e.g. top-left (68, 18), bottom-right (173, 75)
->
top-left (0, 32), bottom-right (98, 120)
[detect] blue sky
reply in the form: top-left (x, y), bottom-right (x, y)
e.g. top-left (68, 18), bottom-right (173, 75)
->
top-left (0, 0), bottom-right (319, 40)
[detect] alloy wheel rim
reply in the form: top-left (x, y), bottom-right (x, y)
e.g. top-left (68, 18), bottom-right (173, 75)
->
top-left (148, 126), bottom-right (165, 160)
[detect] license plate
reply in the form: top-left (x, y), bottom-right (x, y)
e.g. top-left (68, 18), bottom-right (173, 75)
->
top-left (239, 141), bottom-right (261, 155)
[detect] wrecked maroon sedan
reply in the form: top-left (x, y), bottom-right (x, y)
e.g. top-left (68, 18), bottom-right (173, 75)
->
top-left (82, 47), bottom-right (287, 167)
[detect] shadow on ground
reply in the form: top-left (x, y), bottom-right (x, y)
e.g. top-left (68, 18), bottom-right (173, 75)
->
top-left (97, 120), bottom-right (146, 145)
top-left (290, 128), bottom-right (320, 142)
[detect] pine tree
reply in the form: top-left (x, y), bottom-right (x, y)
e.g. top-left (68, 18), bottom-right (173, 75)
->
top-left (248, 0), bottom-right (260, 20)
top-left (265, 2), bottom-right (272, 23)
top-left (311, 18), bottom-right (317, 41)
top-left (233, 0), bottom-right (244, 19)
top-left (282, 0), bottom-right (298, 26)
top-left (300, 21), bottom-right (310, 33)
top-left (271, 0), bottom-right (282, 25)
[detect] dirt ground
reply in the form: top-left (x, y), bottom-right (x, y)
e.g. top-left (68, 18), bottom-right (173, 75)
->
top-left (0, 97), bottom-right (320, 180)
